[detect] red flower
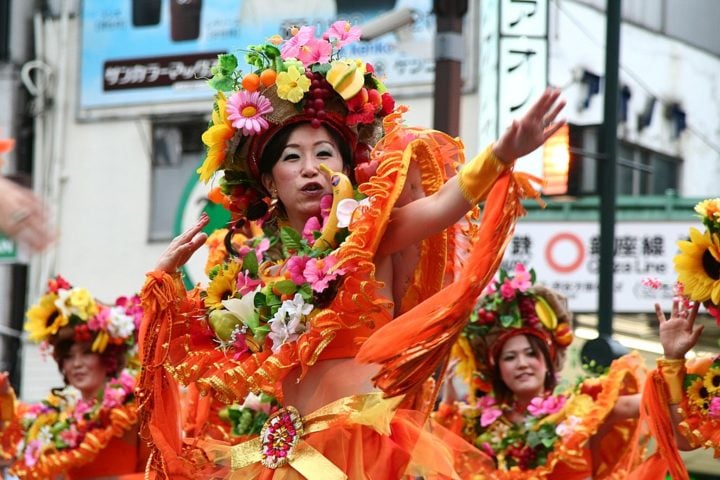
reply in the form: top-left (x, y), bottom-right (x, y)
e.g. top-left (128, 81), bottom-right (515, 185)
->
top-left (48, 275), bottom-right (72, 293)
top-left (346, 88), bottom-right (377, 125)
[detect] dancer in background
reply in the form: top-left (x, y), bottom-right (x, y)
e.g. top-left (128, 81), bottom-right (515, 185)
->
top-left (0, 275), bottom-right (147, 479)
top-left (435, 264), bottom-right (651, 479)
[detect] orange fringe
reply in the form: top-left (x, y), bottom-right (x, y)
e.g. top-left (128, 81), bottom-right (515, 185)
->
top-left (356, 170), bottom-right (524, 399)
top-left (640, 371), bottom-right (688, 480)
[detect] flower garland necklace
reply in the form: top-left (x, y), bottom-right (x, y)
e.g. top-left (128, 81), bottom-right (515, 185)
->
top-left (463, 393), bottom-right (569, 471)
top-left (203, 193), bottom-right (356, 356)
top-left (10, 369), bottom-right (136, 473)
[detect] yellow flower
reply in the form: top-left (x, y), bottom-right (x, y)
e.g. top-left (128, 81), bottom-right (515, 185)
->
top-left (703, 365), bottom-right (720, 395)
top-left (674, 227), bottom-right (720, 304)
top-left (67, 288), bottom-right (98, 320)
top-left (276, 66), bottom-right (311, 103)
top-left (25, 293), bottom-right (66, 342)
top-left (686, 377), bottom-right (710, 410)
top-left (694, 198), bottom-right (720, 223)
top-left (451, 336), bottom-right (476, 385)
top-left (198, 93), bottom-right (235, 183)
top-left (205, 262), bottom-right (240, 310)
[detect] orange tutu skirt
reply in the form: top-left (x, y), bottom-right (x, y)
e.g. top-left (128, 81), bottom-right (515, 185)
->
top-left (191, 393), bottom-right (493, 480)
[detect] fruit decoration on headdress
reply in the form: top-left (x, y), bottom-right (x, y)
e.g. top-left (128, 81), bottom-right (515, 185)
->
top-left (196, 22), bottom-right (395, 225)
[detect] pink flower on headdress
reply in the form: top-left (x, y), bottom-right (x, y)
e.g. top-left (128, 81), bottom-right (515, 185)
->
top-left (304, 255), bottom-right (345, 293)
top-left (297, 37), bottom-right (332, 67)
top-left (281, 26), bottom-right (316, 59)
top-left (500, 280), bottom-right (516, 300)
top-left (88, 307), bottom-right (110, 332)
top-left (323, 21), bottom-right (361, 48)
top-left (510, 263), bottom-right (532, 292)
top-left (226, 91), bottom-right (273, 136)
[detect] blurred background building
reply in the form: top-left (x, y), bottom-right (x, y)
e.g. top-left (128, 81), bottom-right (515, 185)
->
top-left (0, 0), bottom-right (719, 474)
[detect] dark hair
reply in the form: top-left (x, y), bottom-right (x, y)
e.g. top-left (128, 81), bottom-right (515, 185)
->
top-left (53, 339), bottom-right (127, 383)
top-left (258, 121), bottom-right (354, 178)
top-left (491, 333), bottom-right (557, 405)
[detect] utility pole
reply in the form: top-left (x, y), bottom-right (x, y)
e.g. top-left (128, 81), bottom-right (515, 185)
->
top-left (581, 0), bottom-right (628, 366)
top-left (433, 0), bottom-right (467, 136)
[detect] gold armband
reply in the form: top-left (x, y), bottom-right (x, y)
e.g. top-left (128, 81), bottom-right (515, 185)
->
top-left (657, 357), bottom-right (686, 404)
top-left (0, 388), bottom-right (16, 422)
top-left (457, 144), bottom-right (510, 204)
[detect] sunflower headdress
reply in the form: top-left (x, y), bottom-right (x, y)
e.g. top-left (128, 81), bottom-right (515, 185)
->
top-left (197, 21), bottom-right (395, 223)
top-left (675, 198), bottom-right (720, 315)
top-left (25, 275), bottom-right (142, 355)
top-left (454, 263), bottom-right (574, 394)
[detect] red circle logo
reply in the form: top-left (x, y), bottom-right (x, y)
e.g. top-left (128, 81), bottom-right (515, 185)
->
top-left (545, 233), bottom-right (585, 273)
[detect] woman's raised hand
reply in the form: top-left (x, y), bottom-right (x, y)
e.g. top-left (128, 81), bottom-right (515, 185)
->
top-left (655, 300), bottom-right (703, 360)
top-left (154, 214), bottom-right (210, 273)
top-left (493, 87), bottom-right (566, 164)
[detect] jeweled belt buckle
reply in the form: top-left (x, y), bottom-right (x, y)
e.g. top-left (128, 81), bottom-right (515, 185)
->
top-left (260, 405), bottom-right (304, 469)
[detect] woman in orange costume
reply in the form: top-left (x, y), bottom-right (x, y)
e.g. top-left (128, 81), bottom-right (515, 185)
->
top-left (0, 275), bottom-right (147, 479)
top-left (137, 22), bottom-right (565, 479)
top-left (641, 198), bottom-right (720, 480)
top-left (434, 264), bottom-right (651, 479)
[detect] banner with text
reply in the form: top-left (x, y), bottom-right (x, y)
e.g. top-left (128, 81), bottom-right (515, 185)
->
top-left (79, 0), bottom-right (438, 118)
top-left (500, 221), bottom-right (692, 313)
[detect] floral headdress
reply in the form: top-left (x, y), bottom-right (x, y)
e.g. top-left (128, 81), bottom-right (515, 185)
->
top-left (197, 21), bottom-right (395, 222)
top-left (674, 198), bottom-right (720, 322)
top-left (456, 264), bottom-right (574, 393)
top-left (24, 275), bottom-right (141, 355)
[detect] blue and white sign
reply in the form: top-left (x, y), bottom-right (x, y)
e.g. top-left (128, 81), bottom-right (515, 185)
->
top-left (79, 0), bottom-right (439, 118)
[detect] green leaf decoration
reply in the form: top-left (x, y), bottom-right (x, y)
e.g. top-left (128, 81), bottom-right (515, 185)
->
top-left (280, 226), bottom-right (303, 251)
top-left (216, 53), bottom-right (238, 74)
top-left (242, 250), bottom-right (259, 277)
top-left (273, 279), bottom-right (298, 295)
top-left (208, 75), bottom-right (235, 92)
top-left (500, 314), bottom-right (517, 328)
top-left (684, 373), bottom-right (702, 390)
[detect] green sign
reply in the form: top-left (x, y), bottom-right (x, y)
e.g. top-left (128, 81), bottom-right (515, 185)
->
top-left (0, 233), bottom-right (18, 263)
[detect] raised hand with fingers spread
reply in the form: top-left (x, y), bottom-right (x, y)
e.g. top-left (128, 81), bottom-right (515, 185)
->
top-left (655, 299), bottom-right (703, 360)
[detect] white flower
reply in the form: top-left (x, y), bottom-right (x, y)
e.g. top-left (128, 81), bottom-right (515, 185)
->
top-left (267, 294), bottom-right (313, 352)
top-left (107, 306), bottom-right (135, 339)
top-left (222, 290), bottom-right (259, 323)
top-left (60, 386), bottom-right (82, 408)
top-left (54, 288), bottom-right (73, 318)
top-left (336, 197), bottom-right (371, 228)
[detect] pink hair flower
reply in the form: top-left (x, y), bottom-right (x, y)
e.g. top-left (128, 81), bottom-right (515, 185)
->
top-left (500, 280), bottom-right (516, 300)
top-left (281, 26), bottom-right (317, 59)
top-left (226, 91), bottom-right (273, 136)
top-left (297, 37), bottom-right (332, 67)
top-left (323, 21), bottom-right (361, 48)
top-left (510, 263), bottom-right (532, 292)
top-left (708, 397), bottom-right (720, 418)
top-left (285, 255), bottom-right (311, 285)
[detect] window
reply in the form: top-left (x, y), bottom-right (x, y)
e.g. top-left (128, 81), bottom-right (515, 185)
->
top-left (569, 124), bottom-right (681, 196)
top-left (149, 119), bottom-right (207, 241)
